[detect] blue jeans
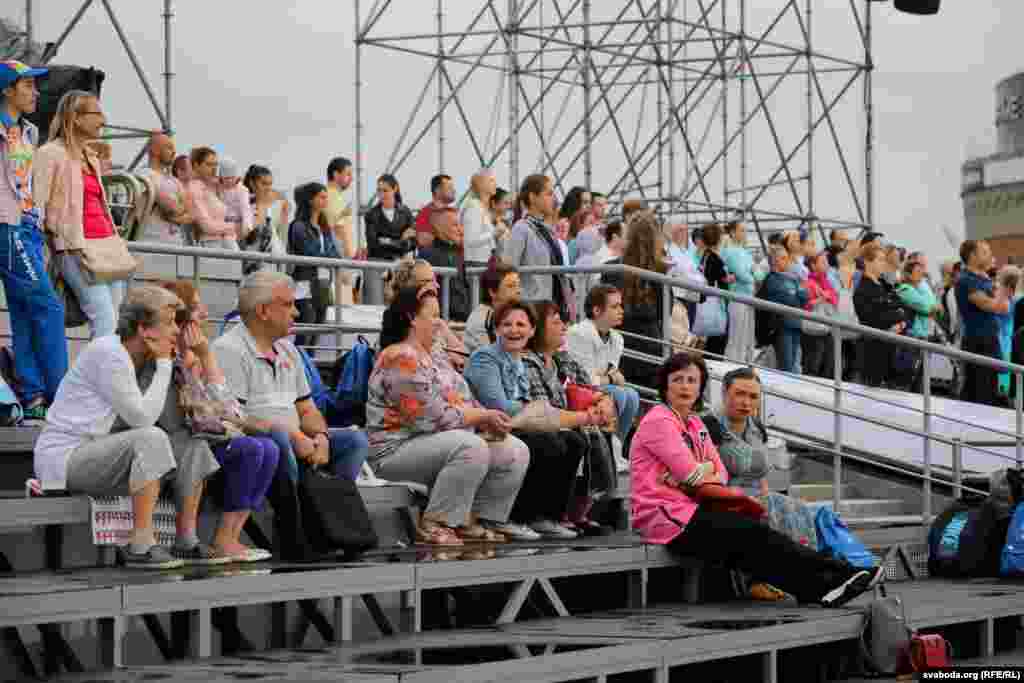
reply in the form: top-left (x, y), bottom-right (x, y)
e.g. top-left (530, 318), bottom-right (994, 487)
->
top-left (57, 252), bottom-right (126, 339)
top-left (775, 328), bottom-right (801, 374)
top-left (0, 221), bottom-right (68, 403)
top-left (603, 384), bottom-right (640, 443)
top-left (267, 428), bottom-right (369, 482)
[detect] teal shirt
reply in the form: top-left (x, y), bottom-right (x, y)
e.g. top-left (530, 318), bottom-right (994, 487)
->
top-left (721, 246), bottom-right (756, 296)
top-left (895, 281), bottom-right (938, 339)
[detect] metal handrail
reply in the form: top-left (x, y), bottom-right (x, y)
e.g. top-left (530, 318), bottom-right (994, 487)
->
top-left (125, 241), bottom-right (1023, 522)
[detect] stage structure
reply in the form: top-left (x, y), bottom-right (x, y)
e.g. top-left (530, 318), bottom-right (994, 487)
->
top-left (355, 0), bottom-right (877, 248)
top-left (7, 0), bottom-right (175, 170)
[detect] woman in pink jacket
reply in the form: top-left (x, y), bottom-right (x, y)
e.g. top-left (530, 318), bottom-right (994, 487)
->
top-left (630, 352), bottom-right (883, 607)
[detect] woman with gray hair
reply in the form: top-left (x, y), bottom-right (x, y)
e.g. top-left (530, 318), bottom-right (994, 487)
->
top-left (34, 90), bottom-right (134, 339)
top-left (34, 286), bottom-right (184, 569)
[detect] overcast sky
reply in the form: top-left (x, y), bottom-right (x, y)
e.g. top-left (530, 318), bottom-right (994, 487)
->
top-left (13, 1), bottom-right (1024, 270)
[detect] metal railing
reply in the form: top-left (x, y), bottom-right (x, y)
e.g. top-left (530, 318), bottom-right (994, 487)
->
top-left (126, 241), bottom-right (1024, 523)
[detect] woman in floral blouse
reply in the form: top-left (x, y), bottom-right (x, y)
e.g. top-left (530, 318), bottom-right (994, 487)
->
top-left (365, 285), bottom-right (532, 546)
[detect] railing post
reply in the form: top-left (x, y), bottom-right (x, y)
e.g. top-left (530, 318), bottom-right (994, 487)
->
top-left (832, 324), bottom-right (843, 515)
top-left (470, 270), bottom-right (481, 311)
top-left (334, 267), bottom-right (343, 356)
top-left (952, 438), bottom-right (963, 501)
top-left (1016, 372), bottom-right (1023, 469)
top-left (192, 254), bottom-right (200, 288)
top-left (921, 348), bottom-right (932, 522)
top-left (440, 274), bottom-right (451, 320)
top-left (662, 283), bottom-right (673, 358)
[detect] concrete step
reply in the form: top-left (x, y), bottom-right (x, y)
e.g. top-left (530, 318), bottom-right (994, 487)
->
top-left (788, 483), bottom-right (854, 501)
top-left (805, 498), bottom-right (910, 518)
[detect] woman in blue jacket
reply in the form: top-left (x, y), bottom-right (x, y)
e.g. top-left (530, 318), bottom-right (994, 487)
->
top-left (287, 182), bottom-right (340, 349)
top-left (760, 245), bottom-right (809, 373)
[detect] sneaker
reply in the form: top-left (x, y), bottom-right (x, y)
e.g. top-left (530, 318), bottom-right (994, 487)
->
top-left (480, 519), bottom-right (542, 542)
top-left (171, 543), bottom-right (233, 566)
top-left (530, 519), bottom-right (579, 540)
top-left (22, 403), bottom-right (47, 421)
top-left (120, 545), bottom-right (186, 570)
top-left (820, 566), bottom-right (884, 608)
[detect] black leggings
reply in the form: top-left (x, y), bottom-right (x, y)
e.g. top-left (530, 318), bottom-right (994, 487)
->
top-left (668, 505), bottom-right (858, 604)
top-left (511, 430), bottom-right (587, 523)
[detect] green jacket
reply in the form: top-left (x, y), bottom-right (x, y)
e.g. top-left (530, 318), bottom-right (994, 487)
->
top-left (895, 281), bottom-right (937, 339)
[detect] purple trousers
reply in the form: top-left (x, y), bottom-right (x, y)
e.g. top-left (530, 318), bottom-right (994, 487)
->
top-left (214, 436), bottom-right (280, 512)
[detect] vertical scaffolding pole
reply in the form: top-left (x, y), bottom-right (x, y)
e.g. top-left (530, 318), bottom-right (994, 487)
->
top-left (583, 0), bottom-right (593, 190)
top-left (656, 0), bottom-right (664, 205)
top-left (739, 0), bottom-right (748, 218)
top-left (721, 0), bottom-right (729, 215)
top-left (666, 0), bottom-right (676, 218)
top-left (25, 0), bottom-right (34, 58)
top-left (864, 0), bottom-right (874, 230)
top-left (805, 0), bottom-right (814, 230)
top-left (437, 0), bottom-right (446, 173)
top-left (508, 0), bottom-right (520, 188)
top-left (354, 0), bottom-right (364, 234)
top-left (162, 0), bottom-right (174, 134)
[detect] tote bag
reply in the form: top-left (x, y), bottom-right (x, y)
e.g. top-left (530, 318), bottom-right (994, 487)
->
top-left (691, 297), bottom-right (727, 337)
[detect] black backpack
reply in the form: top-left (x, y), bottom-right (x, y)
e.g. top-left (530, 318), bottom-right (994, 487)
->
top-left (928, 497), bottom-right (1009, 578)
top-left (754, 277), bottom-right (781, 348)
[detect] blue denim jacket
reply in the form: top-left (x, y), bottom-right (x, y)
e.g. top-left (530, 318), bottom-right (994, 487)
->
top-left (463, 343), bottom-right (530, 417)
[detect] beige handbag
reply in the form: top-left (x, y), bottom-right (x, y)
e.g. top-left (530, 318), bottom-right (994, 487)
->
top-left (80, 234), bottom-right (139, 283)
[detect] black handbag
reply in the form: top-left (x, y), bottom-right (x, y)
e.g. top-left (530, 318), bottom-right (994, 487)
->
top-left (297, 466), bottom-right (378, 558)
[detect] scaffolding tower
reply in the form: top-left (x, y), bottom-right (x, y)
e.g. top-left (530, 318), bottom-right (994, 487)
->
top-left (356, 0), bottom-right (877, 248)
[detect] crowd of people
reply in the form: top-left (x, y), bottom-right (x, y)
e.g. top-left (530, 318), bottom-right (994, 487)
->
top-left (0, 58), bottom-right (1006, 603)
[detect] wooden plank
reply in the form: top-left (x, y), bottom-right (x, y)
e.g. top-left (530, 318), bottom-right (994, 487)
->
top-left (0, 496), bottom-right (91, 531)
top-left (0, 587), bottom-right (121, 627)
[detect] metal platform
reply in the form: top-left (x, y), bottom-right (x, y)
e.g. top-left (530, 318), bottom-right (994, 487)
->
top-left (45, 578), bottom-right (1024, 683)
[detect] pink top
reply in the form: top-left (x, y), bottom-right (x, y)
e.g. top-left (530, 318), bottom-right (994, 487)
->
top-left (809, 270), bottom-right (838, 307)
top-left (81, 171), bottom-right (114, 239)
top-left (630, 404), bottom-right (727, 545)
top-left (187, 179), bottom-right (234, 240)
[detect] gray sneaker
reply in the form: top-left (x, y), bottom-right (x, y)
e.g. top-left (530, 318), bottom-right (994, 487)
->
top-left (120, 545), bottom-right (186, 570)
top-left (480, 520), bottom-right (542, 541)
top-left (170, 543), bottom-right (233, 566)
top-left (530, 519), bottom-right (579, 540)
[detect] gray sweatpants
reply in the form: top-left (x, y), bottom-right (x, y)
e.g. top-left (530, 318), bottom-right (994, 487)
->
top-left (65, 427), bottom-right (177, 496)
top-left (371, 430), bottom-right (529, 526)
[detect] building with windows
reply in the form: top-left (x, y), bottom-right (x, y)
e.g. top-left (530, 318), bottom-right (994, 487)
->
top-left (963, 72), bottom-right (1024, 262)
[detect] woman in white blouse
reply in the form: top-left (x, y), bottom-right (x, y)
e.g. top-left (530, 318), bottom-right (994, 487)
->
top-left (460, 168), bottom-right (498, 265)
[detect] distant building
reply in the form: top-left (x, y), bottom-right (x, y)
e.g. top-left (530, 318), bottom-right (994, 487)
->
top-left (963, 72), bottom-right (1024, 262)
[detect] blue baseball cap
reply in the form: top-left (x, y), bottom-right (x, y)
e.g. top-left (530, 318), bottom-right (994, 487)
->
top-left (0, 61), bottom-right (48, 91)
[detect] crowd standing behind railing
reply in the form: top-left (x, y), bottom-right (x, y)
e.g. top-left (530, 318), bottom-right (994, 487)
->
top-left (1, 63), bottom-right (1020, 573)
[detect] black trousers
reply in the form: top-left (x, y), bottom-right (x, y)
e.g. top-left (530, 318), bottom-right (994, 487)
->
top-left (860, 337), bottom-right (895, 388)
top-left (511, 430), bottom-right (587, 523)
top-left (801, 333), bottom-right (833, 379)
top-left (961, 334), bottom-right (1002, 406)
top-left (667, 505), bottom-right (857, 604)
top-left (295, 281), bottom-right (329, 350)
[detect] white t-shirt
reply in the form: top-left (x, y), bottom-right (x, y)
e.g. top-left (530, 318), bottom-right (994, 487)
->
top-left (34, 336), bottom-right (172, 486)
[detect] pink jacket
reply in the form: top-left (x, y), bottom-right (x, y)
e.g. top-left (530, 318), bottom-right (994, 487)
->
top-left (187, 179), bottom-right (234, 240)
top-left (630, 405), bottom-right (727, 545)
top-left (33, 139), bottom-right (111, 252)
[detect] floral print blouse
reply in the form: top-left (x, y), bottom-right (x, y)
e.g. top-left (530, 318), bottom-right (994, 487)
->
top-left (366, 342), bottom-right (478, 460)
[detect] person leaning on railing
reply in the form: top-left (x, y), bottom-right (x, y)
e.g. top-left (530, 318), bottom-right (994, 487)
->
top-left (464, 300), bottom-right (606, 540)
top-left (365, 285), bottom-right (533, 545)
top-left (629, 351), bottom-right (884, 607)
top-left (758, 245), bottom-right (808, 374)
top-left (853, 242), bottom-right (907, 389)
top-left (34, 286), bottom-right (184, 569)
top-left (287, 181), bottom-right (339, 351)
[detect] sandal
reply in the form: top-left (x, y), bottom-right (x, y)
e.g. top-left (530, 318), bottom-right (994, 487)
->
top-left (749, 582), bottom-right (790, 602)
top-left (456, 524), bottom-right (508, 543)
top-left (416, 522), bottom-right (464, 547)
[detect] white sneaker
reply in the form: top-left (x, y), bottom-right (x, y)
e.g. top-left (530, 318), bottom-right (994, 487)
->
top-left (530, 519), bottom-right (579, 539)
top-left (481, 520), bottom-right (542, 541)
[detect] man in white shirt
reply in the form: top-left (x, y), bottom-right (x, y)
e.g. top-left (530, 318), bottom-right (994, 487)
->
top-left (566, 285), bottom-right (640, 446)
top-left (34, 286), bottom-right (183, 569)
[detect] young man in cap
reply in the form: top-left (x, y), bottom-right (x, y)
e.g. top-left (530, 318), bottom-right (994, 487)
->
top-left (0, 61), bottom-right (68, 420)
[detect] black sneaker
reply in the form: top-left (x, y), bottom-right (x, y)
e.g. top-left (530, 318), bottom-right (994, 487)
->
top-left (119, 545), bottom-right (186, 570)
top-left (819, 565), bottom-right (884, 608)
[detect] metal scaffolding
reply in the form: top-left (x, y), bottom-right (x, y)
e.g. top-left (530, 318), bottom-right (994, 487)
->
top-left (13, 0), bottom-right (175, 169)
top-left (356, 0), bottom-right (876, 245)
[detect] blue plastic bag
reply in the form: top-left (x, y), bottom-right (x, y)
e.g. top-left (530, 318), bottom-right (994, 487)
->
top-left (815, 506), bottom-right (877, 569)
top-left (1000, 504), bottom-right (1024, 576)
